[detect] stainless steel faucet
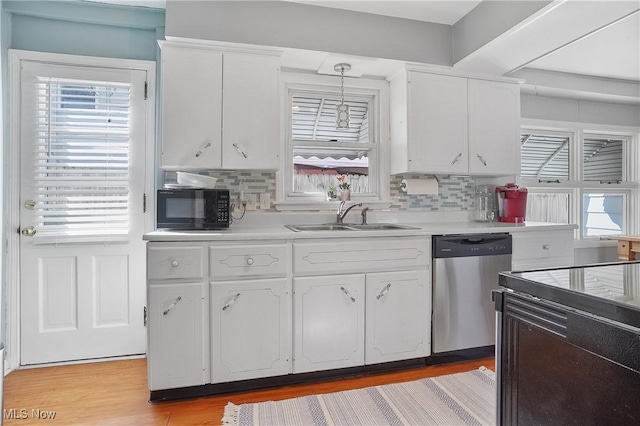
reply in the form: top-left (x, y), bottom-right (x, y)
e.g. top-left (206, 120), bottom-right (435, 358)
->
top-left (336, 201), bottom-right (363, 224)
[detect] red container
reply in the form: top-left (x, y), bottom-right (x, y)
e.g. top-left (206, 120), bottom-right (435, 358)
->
top-left (496, 183), bottom-right (527, 223)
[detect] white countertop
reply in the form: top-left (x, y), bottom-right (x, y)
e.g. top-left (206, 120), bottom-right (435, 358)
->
top-left (143, 220), bottom-right (577, 242)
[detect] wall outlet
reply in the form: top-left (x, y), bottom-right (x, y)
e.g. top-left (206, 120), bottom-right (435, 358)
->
top-left (245, 193), bottom-right (257, 211)
top-left (259, 192), bottom-right (271, 210)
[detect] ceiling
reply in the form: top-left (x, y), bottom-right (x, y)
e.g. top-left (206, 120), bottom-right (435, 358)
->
top-left (84, 0), bottom-right (639, 83)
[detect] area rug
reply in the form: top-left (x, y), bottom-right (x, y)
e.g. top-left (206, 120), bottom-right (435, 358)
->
top-left (222, 367), bottom-right (495, 426)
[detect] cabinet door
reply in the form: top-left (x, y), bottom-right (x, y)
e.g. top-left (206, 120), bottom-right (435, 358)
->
top-left (468, 79), bottom-right (521, 175)
top-left (365, 270), bottom-right (430, 364)
top-left (222, 53), bottom-right (280, 170)
top-left (210, 278), bottom-right (291, 383)
top-left (407, 72), bottom-right (468, 174)
top-left (147, 283), bottom-right (206, 391)
top-left (161, 46), bottom-right (222, 170)
top-left (293, 274), bottom-right (365, 373)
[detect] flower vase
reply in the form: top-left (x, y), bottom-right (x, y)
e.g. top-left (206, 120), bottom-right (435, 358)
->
top-left (340, 190), bottom-right (351, 201)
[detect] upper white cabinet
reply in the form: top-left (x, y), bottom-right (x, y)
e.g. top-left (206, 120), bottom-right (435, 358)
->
top-left (390, 69), bottom-right (521, 176)
top-left (222, 54), bottom-right (280, 170)
top-left (160, 43), bottom-right (280, 170)
top-left (160, 45), bottom-right (223, 170)
top-left (467, 79), bottom-right (521, 175)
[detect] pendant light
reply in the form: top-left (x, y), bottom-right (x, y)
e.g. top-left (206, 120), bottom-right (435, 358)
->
top-left (334, 63), bottom-right (351, 129)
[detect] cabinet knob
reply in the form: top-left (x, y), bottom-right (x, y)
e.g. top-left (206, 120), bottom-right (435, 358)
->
top-left (246, 257), bottom-right (254, 266)
top-left (542, 244), bottom-right (550, 250)
top-left (170, 260), bottom-right (179, 267)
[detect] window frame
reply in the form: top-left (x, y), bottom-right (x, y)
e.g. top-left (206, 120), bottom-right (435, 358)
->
top-left (276, 72), bottom-right (390, 210)
top-left (519, 121), bottom-right (639, 246)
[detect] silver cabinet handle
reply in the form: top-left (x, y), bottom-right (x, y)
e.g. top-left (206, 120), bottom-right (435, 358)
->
top-left (340, 286), bottom-right (356, 302)
top-left (222, 293), bottom-right (241, 311)
top-left (21, 226), bottom-right (37, 237)
top-left (246, 257), bottom-right (254, 266)
top-left (170, 260), bottom-right (179, 267)
top-left (476, 153), bottom-right (487, 166)
top-left (195, 141), bottom-right (212, 158)
top-left (376, 283), bottom-right (392, 300)
top-left (542, 244), bottom-right (550, 250)
top-left (232, 143), bottom-right (248, 159)
top-left (163, 296), bottom-right (182, 315)
top-left (24, 200), bottom-right (36, 210)
top-left (451, 153), bottom-right (463, 165)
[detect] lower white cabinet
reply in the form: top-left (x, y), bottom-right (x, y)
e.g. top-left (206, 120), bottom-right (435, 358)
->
top-left (147, 283), bottom-right (207, 391)
top-left (512, 230), bottom-right (574, 270)
top-left (293, 269), bottom-right (431, 373)
top-left (293, 274), bottom-right (365, 373)
top-left (365, 270), bottom-right (430, 364)
top-left (210, 278), bottom-right (291, 383)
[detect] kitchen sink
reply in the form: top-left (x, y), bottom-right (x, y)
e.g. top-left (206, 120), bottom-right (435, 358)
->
top-left (285, 223), bottom-right (419, 232)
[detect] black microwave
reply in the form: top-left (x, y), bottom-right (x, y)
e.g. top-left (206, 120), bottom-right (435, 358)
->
top-left (157, 188), bottom-right (230, 230)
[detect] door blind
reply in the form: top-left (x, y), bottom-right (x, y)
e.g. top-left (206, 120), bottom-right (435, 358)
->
top-left (30, 76), bottom-right (131, 242)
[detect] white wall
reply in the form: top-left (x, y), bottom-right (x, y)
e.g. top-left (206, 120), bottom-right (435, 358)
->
top-left (521, 94), bottom-right (640, 128)
top-left (165, 0), bottom-right (452, 66)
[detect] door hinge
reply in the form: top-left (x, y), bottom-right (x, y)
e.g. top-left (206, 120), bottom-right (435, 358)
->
top-left (143, 306), bottom-right (148, 326)
top-left (143, 193), bottom-right (147, 213)
top-left (144, 81), bottom-right (148, 100)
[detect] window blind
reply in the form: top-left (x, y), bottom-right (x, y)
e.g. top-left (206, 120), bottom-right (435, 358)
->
top-left (30, 76), bottom-right (131, 242)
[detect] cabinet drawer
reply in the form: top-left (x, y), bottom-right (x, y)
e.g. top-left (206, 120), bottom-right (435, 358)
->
top-left (210, 244), bottom-right (288, 279)
top-left (148, 246), bottom-right (204, 280)
top-left (512, 231), bottom-right (574, 261)
top-left (293, 238), bottom-right (430, 276)
top-left (512, 256), bottom-right (574, 271)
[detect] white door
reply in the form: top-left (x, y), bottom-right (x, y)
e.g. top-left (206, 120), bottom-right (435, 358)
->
top-left (222, 53), bottom-right (280, 169)
top-left (210, 278), bottom-right (291, 383)
top-left (18, 59), bottom-right (149, 364)
top-left (407, 72), bottom-right (468, 174)
top-left (160, 45), bottom-right (223, 170)
top-left (293, 274), bottom-right (365, 373)
top-left (468, 79), bottom-right (521, 175)
top-left (147, 283), bottom-right (206, 391)
top-left (365, 270), bottom-right (430, 364)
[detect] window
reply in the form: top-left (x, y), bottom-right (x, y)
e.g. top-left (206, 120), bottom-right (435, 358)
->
top-left (24, 66), bottom-right (135, 242)
top-left (520, 127), bottom-right (634, 241)
top-left (278, 73), bottom-right (389, 208)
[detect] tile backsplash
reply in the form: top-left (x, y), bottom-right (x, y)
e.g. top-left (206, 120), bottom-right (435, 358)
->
top-left (165, 171), bottom-right (475, 212)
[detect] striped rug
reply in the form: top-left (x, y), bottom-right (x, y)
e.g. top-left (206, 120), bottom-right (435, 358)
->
top-left (222, 367), bottom-right (495, 426)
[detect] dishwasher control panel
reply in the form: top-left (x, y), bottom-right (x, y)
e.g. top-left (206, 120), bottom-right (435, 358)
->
top-left (433, 233), bottom-right (512, 258)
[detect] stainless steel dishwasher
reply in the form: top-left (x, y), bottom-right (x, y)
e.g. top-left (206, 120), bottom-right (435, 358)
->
top-left (432, 233), bottom-right (512, 354)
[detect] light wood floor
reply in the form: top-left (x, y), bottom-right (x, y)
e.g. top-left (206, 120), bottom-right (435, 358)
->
top-left (4, 357), bottom-right (494, 425)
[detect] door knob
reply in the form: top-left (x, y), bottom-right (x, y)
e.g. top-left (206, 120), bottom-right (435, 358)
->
top-left (24, 200), bottom-right (36, 210)
top-left (21, 226), bottom-right (36, 237)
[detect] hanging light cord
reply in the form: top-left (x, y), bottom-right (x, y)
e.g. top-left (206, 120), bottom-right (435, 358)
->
top-left (339, 65), bottom-right (345, 107)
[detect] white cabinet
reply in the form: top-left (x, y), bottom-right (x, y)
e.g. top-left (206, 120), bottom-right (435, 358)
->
top-left (512, 230), bottom-right (575, 270)
top-left (221, 54), bottom-right (280, 170)
top-left (147, 243), bottom-right (208, 391)
top-left (391, 72), bottom-right (468, 175)
top-left (210, 278), bottom-right (291, 383)
top-left (160, 45), bottom-right (223, 170)
top-left (147, 284), bottom-right (206, 391)
top-left (291, 237), bottom-right (431, 373)
top-left (209, 241), bottom-right (291, 383)
top-left (365, 270), bottom-right (430, 365)
top-left (293, 274), bottom-right (365, 373)
top-left (160, 43), bottom-right (280, 170)
top-left (468, 79), bottom-right (521, 175)
top-left (390, 69), bottom-right (520, 176)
